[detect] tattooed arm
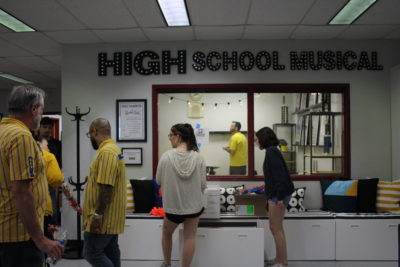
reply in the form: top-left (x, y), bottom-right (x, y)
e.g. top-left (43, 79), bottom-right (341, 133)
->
top-left (90, 184), bottom-right (113, 233)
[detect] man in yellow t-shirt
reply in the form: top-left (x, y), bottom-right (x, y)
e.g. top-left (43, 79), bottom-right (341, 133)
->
top-left (0, 85), bottom-right (64, 267)
top-left (83, 118), bottom-right (127, 267)
top-left (223, 121), bottom-right (248, 175)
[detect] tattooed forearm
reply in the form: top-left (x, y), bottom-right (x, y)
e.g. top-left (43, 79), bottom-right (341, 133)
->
top-left (95, 184), bottom-right (113, 215)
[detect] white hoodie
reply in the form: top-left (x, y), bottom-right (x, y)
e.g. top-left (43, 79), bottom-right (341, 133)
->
top-left (156, 149), bottom-right (207, 215)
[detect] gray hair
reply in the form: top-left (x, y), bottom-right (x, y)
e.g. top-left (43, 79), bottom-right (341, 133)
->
top-left (8, 85), bottom-right (46, 114)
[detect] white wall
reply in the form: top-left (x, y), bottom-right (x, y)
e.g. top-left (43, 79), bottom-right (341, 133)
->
top-left (391, 64), bottom-right (400, 180)
top-left (62, 40), bottom-right (400, 237)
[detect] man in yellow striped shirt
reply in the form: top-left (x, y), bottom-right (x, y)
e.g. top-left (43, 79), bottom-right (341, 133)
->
top-left (0, 85), bottom-right (64, 267)
top-left (83, 118), bottom-right (126, 267)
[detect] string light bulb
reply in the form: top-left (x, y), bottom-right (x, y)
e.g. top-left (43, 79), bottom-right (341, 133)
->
top-left (227, 102), bottom-right (231, 109)
top-left (239, 99), bottom-right (243, 106)
top-left (201, 103), bottom-right (204, 110)
top-left (168, 97), bottom-right (173, 104)
top-left (187, 100), bottom-right (191, 106)
top-left (214, 103), bottom-right (218, 110)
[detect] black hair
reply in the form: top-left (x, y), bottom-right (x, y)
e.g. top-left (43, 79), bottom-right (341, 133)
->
top-left (232, 121), bottom-right (241, 131)
top-left (171, 123), bottom-right (199, 152)
top-left (32, 134), bottom-right (45, 143)
top-left (40, 117), bottom-right (54, 126)
top-left (255, 127), bottom-right (279, 149)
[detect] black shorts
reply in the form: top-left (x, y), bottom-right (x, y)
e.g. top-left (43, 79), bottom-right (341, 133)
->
top-left (165, 208), bottom-right (205, 224)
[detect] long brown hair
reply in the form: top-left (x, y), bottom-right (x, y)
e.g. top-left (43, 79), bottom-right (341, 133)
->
top-left (171, 123), bottom-right (199, 152)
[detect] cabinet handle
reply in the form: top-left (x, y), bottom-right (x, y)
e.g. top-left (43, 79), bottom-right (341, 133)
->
top-left (124, 225), bottom-right (131, 227)
top-left (388, 224), bottom-right (398, 228)
top-left (158, 224), bottom-right (163, 228)
top-left (350, 225), bottom-right (360, 228)
top-left (197, 234), bottom-right (206, 238)
top-left (311, 225), bottom-right (321, 228)
top-left (237, 234), bottom-right (248, 237)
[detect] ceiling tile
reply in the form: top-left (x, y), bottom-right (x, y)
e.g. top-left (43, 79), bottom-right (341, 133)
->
top-left (0, 58), bottom-right (33, 73)
top-left (292, 26), bottom-right (348, 39)
top-left (248, 0), bottom-right (315, 25)
top-left (42, 56), bottom-right (62, 66)
top-left (0, 39), bottom-right (32, 57)
top-left (0, 1), bottom-right (85, 31)
top-left (123, 0), bottom-right (165, 27)
top-left (385, 27), bottom-right (400, 39)
top-left (1, 32), bottom-right (61, 55)
top-left (243, 25), bottom-right (295, 39)
top-left (144, 27), bottom-right (194, 41)
top-left (94, 28), bottom-right (147, 43)
top-left (338, 25), bottom-right (399, 39)
top-left (355, 0), bottom-right (400, 25)
top-left (6, 56), bottom-right (60, 72)
top-left (302, 0), bottom-right (348, 25)
top-left (189, 0), bottom-right (250, 26)
top-left (58, 0), bottom-right (137, 29)
top-left (45, 30), bottom-right (102, 44)
top-left (195, 26), bottom-right (244, 40)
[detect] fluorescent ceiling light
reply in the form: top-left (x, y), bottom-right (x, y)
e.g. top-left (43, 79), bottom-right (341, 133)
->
top-left (157, 0), bottom-right (190, 26)
top-left (0, 73), bottom-right (33, 84)
top-left (0, 8), bottom-right (35, 32)
top-left (329, 0), bottom-right (376, 25)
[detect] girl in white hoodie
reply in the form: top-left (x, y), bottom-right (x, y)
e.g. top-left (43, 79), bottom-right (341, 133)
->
top-left (156, 123), bottom-right (207, 267)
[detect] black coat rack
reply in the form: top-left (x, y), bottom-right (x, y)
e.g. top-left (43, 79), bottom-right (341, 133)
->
top-left (65, 106), bottom-right (90, 258)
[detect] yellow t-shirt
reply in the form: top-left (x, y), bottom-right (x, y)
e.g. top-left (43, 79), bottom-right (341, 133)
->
top-left (42, 150), bottom-right (64, 216)
top-left (82, 139), bottom-right (127, 234)
top-left (0, 118), bottom-right (47, 242)
top-left (229, 132), bottom-right (248, 167)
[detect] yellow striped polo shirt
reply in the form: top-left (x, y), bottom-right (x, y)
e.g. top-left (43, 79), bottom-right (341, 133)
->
top-left (82, 139), bottom-right (126, 234)
top-left (0, 117), bottom-right (47, 242)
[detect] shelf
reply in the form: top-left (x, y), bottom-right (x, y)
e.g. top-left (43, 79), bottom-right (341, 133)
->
top-left (304, 170), bottom-right (342, 175)
top-left (304, 154), bottom-right (343, 158)
top-left (209, 131), bottom-right (247, 134)
top-left (273, 123), bottom-right (296, 127)
top-left (292, 103), bottom-right (323, 115)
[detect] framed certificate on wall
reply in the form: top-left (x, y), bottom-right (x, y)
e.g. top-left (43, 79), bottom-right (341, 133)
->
top-left (116, 99), bottom-right (147, 142)
top-left (122, 148), bottom-right (143, 165)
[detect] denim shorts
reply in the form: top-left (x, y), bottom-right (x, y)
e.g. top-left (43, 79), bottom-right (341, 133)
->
top-left (268, 195), bottom-right (292, 206)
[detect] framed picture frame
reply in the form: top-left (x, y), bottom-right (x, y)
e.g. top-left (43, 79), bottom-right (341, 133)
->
top-left (122, 148), bottom-right (143, 165)
top-left (116, 99), bottom-right (147, 142)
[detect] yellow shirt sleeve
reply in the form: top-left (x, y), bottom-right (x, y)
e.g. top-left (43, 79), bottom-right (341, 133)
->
top-left (9, 134), bottom-right (39, 181)
top-left (43, 150), bottom-right (64, 188)
top-left (96, 151), bottom-right (119, 186)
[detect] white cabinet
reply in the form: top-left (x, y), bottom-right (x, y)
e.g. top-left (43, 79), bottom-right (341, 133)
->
top-left (336, 219), bottom-right (399, 260)
top-left (119, 218), bottom-right (180, 260)
top-left (258, 218), bottom-right (335, 260)
top-left (181, 227), bottom-right (264, 267)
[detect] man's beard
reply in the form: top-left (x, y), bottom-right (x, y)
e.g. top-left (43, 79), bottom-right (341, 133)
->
top-left (91, 138), bottom-right (98, 150)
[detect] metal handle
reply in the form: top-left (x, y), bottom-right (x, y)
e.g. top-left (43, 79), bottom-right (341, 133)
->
top-left (197, 234), bottom-right (206, 238)
top-left (311, 225), bottom-right (321, 228)
top-left (351, 224), bottom-right (360, 228)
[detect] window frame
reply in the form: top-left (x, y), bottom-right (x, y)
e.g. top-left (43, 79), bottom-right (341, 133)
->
top-left (152, 83), bottom-right (350, 181)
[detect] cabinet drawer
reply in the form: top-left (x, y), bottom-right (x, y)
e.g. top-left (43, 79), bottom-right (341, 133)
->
top-left (336, 219), bottom-right (399, 260)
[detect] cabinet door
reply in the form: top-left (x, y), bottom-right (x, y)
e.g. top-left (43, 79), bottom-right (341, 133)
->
top-left (336, 219), bottom-right (399, 260)
top-left (259, 219), bottom-right (335, 260)
top-left (119, 219), bottom-right (180, 260)
top-left (182, 227), bottom-right (264, 267)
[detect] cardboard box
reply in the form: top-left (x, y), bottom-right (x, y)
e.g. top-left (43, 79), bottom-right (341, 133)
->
top-left (235, 194), bottom-right (267, 216)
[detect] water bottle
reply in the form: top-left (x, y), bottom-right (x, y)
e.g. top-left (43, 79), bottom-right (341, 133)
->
top-left (45, 229), bottom-right (67, 265)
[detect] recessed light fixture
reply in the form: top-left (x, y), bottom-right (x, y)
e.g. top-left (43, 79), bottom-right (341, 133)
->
top-left (329, 0), bottom-right (377, 25)
top-left (0, 73), bottom-right (33, 84)
top-left (157, 0), bottom-right (190, 26)
top-left (0, 8), bottom-right (35, 32)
